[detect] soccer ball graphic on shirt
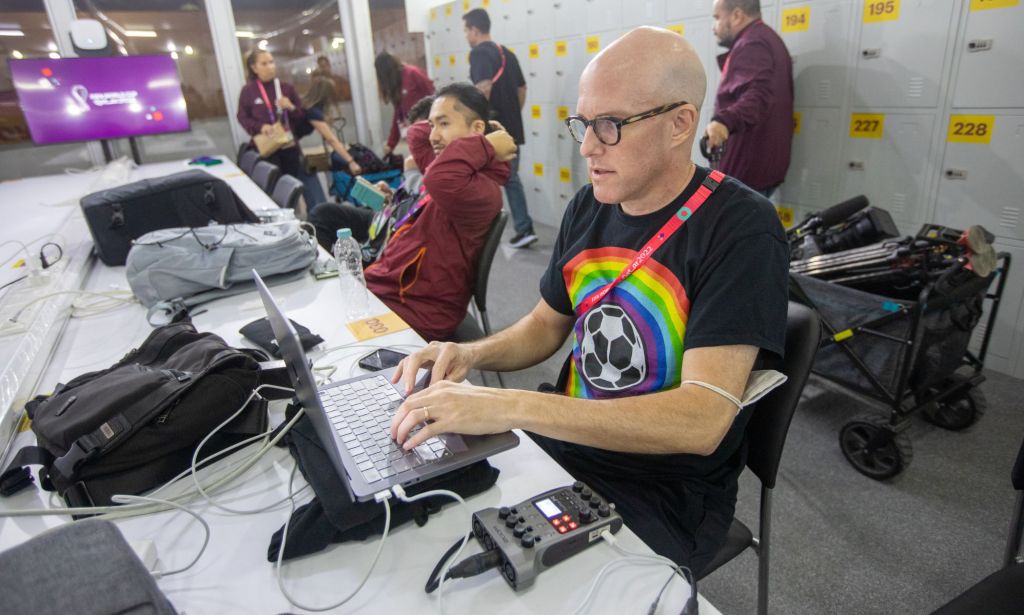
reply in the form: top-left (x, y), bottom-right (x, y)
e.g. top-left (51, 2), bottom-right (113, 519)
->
top-left (580, 304), bottom-right (647, 391)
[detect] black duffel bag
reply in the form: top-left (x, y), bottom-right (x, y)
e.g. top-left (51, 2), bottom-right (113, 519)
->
top-left (80, 169), bottom-right (259, 266)
top-left (1, 322), bottom-right (269, 513)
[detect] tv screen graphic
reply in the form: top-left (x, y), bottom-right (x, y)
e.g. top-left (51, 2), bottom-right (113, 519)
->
top-left (8, 54), bottom-right (190, 145)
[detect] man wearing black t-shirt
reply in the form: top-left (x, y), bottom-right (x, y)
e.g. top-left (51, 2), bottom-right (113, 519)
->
top-left (463, 8), bottom-right (537, 249)
top-left (389, 27), bottom-right (788, 574)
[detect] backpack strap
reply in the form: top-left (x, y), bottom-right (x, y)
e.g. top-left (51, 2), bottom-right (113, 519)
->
top-left (1, 446), bottom-right (55, 496)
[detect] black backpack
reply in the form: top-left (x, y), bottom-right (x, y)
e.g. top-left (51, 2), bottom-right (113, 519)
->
top-left (1, 322), bottom-right (269, 512)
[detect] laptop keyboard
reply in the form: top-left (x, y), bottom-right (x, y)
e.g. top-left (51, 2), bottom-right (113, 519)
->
top-left (321, 374), bottom-right (452, 484)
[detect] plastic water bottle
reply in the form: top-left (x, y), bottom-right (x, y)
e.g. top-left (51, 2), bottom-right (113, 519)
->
top-left (333, 228), bottom-right (369, 321)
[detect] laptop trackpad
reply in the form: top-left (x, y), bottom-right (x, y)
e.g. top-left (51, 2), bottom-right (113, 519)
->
top-left (440, 433), bottom-right (468, 453)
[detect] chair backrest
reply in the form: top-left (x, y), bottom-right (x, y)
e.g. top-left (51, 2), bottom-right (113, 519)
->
top-left (473, 210), bottom-right (509, 313)
top-left (238, 150), bottom-right (260, 176)
top-left (746, 301), bottom-right (822, 488)
top-left (271, 174), bottom-right (303, 210)
top-left (251, 161), bottom-right (280, 194)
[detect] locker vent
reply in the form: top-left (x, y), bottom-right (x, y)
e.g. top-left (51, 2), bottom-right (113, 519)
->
top-left (907, 78), bottom-right (924, 98)
top-left (999, 207), bottom-right (1020, 231)
top-left (890, 193), bottom-right (907, 215)
top-left (817, 80), bottom-right (831, 102)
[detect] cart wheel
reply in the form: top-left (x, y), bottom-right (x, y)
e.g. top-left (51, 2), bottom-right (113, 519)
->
top-left (839, 414), bottom-right (913, 480)
top-left (920, 374), bottom-right (987, 431)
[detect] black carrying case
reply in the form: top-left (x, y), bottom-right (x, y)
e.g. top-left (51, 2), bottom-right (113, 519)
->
top-left (80, 169), bottom-right (259, 266)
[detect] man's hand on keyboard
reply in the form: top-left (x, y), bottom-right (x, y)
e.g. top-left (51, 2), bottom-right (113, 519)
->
top-left (389, 380), bottom-right (515, 451)
top-left (392, 341), bottom-right (475, 395)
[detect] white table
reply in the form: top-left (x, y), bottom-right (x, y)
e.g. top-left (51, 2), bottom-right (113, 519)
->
top-left (0, 162), bottom-right (720, 615)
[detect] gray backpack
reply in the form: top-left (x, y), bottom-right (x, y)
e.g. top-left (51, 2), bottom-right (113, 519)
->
top-left (126, 220), bottom-right (317, 323)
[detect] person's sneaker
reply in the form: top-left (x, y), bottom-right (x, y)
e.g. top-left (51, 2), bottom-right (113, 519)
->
top-left (509, 230), bottom-right (538, 248)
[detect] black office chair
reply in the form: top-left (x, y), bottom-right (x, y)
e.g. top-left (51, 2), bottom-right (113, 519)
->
top-left (271, 174), bottom-right (303, 210)
top-left (251, 160), bottom-right (280, 195)
top-left (238, 149), bottom-right (260, 176)
top-left (931, 435), bottom-right (1024, 614)
top-left (451, 210), bottom-right (509, 388)
top-left (698, 301), bottom-right (822, 615)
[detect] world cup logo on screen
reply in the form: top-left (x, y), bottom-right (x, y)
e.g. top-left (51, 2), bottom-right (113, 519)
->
top-left (69, 84), bottom-right (90, 114)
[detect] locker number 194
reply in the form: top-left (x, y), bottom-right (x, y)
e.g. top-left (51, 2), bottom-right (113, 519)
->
top-left (864, 0), bottom-right (900, 22)
top-left (781, 7), bottom-right (810, 33)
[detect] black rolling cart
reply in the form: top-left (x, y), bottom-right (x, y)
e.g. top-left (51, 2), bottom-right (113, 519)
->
top-left (788, 222), bottom-right (1011, 479)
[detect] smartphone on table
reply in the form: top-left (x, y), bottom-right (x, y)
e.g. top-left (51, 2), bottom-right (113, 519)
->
top-left (357, 348), bottom-right (408, 371)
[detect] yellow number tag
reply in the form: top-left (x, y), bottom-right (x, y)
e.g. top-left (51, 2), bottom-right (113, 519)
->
top-left (430, 8), bottom-right (437, 20)
top-left (557, 106), bottom-right (569, 121)
top-left (346, 312), bottom-right (411, 341)
top-left (793, 111), bottom-right (802, 135)
top-left (528, 43), bottom-right (539, 60)
top-left (445, 5), bottom-right (452, 16)
top-left (849, 113), bottom-right (885, 139)
top-left (947, 115), bottom-right (995, 144)
top-left (971, 0), bottom-right (1019, 10)
top-left (534, 163), bottom-right (544, 177)
top-left (463, 0), bottom-right (470, 11)
top-left (531, 105), bottom-right (542, 119)
top-left (781, 7), bottom-right (810, 33)
top-left (776, 206), bottom-right (795, 228)
top-left (448, 54), bottom-right (456, 66)
top-left (483, 0), bottom-right (490, 6)
top-left (668, 24), bottom-right (685, 36)
top-left (559, 167), bottom-right (572, 183)
top-left (586, 36), bottom-right (601, 54)
top-left (433, 56), bottom-right (441, 68)
top-left (863, 0), bottom-right (900, 23)
top-left (555, 41), bottom-right (568, 57)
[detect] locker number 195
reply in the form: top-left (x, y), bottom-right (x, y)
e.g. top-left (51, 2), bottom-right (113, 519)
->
top-left (864, 0), bottom-right (900, 22)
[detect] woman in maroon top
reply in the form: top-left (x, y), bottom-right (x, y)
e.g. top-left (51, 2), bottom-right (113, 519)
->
top-left (236, 48), bottom-right (306, 183)
top-left (374, 52), bottom-right (435, 157)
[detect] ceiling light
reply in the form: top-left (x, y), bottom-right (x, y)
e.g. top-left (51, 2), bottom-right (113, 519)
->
top-left (184, 45), bottom-right (194, 55)
top-left (48, 52), bottom-right (60, 59)
top-left (170, 51), bottom-right (179, 59)
top-left (301, 29), bottom-right (311, 35)
top-left (124, 30), bottom-right (157, 38)
top-left (305, 67), bottom-right (312, 74)
top-left (166, 41), bottom-right (176, 52)
top-left (11, 49), bottom-right (23, 59)
top-left (257, 39), bottom-right (268, 50)
top-left (235, 31), bottom-right (255, 38)
top-left (331, 37), bottom-right (344, 49)
top-left (47, 41), bottom-right (57, 51)
top-left (0, 29), bottom-right (25, 37)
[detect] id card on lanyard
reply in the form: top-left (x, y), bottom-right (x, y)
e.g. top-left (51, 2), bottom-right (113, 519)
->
top-left (256, 78), bottom-right (289, 130)
top-left (575, 170), bottom-right (725, 317)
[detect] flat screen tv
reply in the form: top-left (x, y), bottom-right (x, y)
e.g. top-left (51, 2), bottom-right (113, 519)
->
top-left (8, 54), bottom-right (190, 145)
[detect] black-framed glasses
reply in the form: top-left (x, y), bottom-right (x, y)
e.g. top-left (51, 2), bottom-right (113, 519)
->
top-left (564, 100), bottom-right (689, 145)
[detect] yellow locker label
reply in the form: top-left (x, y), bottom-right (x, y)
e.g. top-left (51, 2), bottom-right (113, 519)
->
top-left (463, 0), bottom-right (470, 11)
top-left (528, 43), bottom-right (539, 60)
top-left (667, 24), bottom-right (685, 36)
top-left (793, 111), bottom-right (802, 135)
top-left (863, 0), bottom-right (900, 23)
top-left (586, 36), bottom-right (601, 54)
top-left (776, 206), bottom-right (795, 228)
top-left (557, 105), bottom-right (570, 121)
top-left (482, 0), bottom-right (490, 7)
top-left (560, 167), bottom-right (572, 183)
top-left (531, 105), bottom-right (542, 119)
top-left (449, 54), bottom-right (456, 66)
top-left (947, 115), bottom-right (995, 144)
top-left (445, 5), bottom-right (452, 16)
top-left (555, 40), bottom-right (568, 57)
top-left (430, 8), bottom-right (437, 20)
top-left (346, 312), bottom-right (412, 341)
top-left (849, 113), bottom-right (885, 139)
top-left (534, 163), bottom-right (545, 177)
top-left (781, 7), bottom-right (810, 32)
top-left (433, 55), bottom-right (441, 68)
top-left (971, 0), bottom-right (1019, 10)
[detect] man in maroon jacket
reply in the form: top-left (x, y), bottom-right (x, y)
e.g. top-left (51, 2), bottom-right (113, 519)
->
top-left (706, 0), bottom-right (794, 197)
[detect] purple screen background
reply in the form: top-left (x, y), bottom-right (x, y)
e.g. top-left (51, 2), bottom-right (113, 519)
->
top-left (9, 55), bottom-right (190, 145)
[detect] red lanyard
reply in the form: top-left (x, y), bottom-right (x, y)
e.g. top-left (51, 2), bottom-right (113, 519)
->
top-left (492, 43), bottom-right (507, 84)
top-left (576, 169), bottom-right (725, 316)
top-left (256, 79), bottom-right (289, 129)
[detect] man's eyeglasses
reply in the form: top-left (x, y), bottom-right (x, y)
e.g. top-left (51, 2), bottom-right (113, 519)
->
top-left (564, 100), bottom-right (689, 146)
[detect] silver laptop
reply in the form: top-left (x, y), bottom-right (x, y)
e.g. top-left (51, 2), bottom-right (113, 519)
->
top-left (252, 271), bottom-right (519, 502)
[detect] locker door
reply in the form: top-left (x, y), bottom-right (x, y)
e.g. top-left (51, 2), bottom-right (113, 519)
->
top-left (785, 107), bottom-right (843, 208)
top-left (852, 0), bottom-right (955, 108)
top-left (522, 42), bottom-right (555, 105)
top-left (526, 157), bottom-right (558, 227)
top-left (779, 2), bottom-right (851, 107)
top-left (526, 0), bottom-right (556, 43)
top-left (492, 0), bottom-right (527, 44)
top-left (935, 114), bottom-right (1024, 242)
top-left (553, 0), bottom-right (585, 39)
top-left (553, 38), bottom-right (585, 107)
top-left (952, 3), bottom-right (1024, 109)
top-left (621, 0), bottom-right (666, 27)
top-left (525, 104), bottom-right (557, 159)
top-left (840, 112), bottom-right (935, 233)
top-left (666, 0), bottom-right (712, 21)
top-left (583, 0), bottom-right (623, 33)
top-left (427, 7), bottom-right (445, 54)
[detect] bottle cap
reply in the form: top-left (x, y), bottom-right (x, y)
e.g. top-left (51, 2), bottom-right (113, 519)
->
top-left (336, 228), bottom-right (352, 239)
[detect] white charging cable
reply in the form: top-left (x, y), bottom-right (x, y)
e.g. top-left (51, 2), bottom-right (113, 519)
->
top-left (111, 493), bottom-right (211, 578)
top-left (391, 484), bottom-right (470, 615)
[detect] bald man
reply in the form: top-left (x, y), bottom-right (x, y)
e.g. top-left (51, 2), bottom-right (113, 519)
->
top-left (389, 27), bottom-right (788, 573)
